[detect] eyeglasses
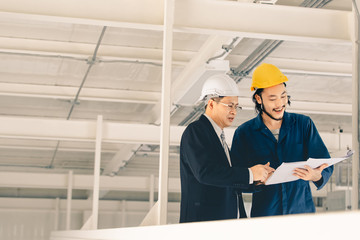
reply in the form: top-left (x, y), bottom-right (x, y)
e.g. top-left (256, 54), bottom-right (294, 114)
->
top-left (217, 102), bottom-right (242, 111)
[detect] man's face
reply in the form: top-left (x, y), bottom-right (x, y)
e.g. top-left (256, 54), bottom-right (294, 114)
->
top-left (211, 96), bottom-right (239, 129)
top-left (256, 83), bottom-right (288, 121)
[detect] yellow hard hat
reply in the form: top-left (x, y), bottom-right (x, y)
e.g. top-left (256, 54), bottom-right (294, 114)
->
top-left (251, 63), bottom-right (288, 91)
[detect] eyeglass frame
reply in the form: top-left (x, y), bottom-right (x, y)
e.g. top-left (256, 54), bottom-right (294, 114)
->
top-left (216, 101), bottom-right (242, 111)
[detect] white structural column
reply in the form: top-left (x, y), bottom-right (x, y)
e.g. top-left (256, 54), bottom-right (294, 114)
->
top-left (66, 170), bottom-right (73, 230)
top-left (149, 174), bottom-right (155, 209)
top-left (352, 0), bottom-right (360, 210)
top-left (54, 197), bottom-right (60, 231)
top-left (92, 115), bottom-right (103, 228)
top-left (81, 115), bottom-right (103, 230)
top-left (157, 0), bottom-right (175, 225)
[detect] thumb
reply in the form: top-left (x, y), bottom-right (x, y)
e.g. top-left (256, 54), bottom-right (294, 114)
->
top-left (264, 162), bottom-right (274, 172)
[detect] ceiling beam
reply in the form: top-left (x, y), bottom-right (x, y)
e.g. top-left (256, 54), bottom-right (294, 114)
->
top-left (0, 36), bottom-right (192, 64)
top-left (148, 35), bottom-right (237, 123)
top-left (0, 197), bottom-right (180, 212)
top-left (102, 144), bottom-right (140, 176)
top-left (174, 0), bottom-right (351, 43)
top-left (0, 116), bottom-right (351, 150)
top-left (0, 0), bottom-right (351, 43)
top-left (0, 116), bottom-right (186, 144)
top-left (0, 171), bottom-right (181, 192)
top-left (0, 82), bottom-right (160, 104)
top-left (0, 0), bottom-right (165, 31)
top-left (171, 37), bottom-right (242, 106)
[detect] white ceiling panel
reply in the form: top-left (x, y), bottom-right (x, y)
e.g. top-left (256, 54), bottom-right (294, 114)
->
top-left (0, 0), bottom-right (354, 205)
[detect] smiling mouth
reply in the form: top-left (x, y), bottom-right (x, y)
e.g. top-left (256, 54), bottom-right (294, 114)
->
top-left (273, 107), bottom-right (283, 113)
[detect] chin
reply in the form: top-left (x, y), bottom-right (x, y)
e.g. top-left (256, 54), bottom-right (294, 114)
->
top-left (274, 111), bottom-right (284, 118)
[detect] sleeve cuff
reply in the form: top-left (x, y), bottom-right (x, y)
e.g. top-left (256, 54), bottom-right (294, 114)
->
top-left (313, 176), bottom-right (324, 188)
top-left (248, 168), bottom-right (253, 184)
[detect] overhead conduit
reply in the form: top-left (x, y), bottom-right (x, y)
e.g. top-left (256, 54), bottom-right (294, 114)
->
top-left (178, 0), bottom-right (333, 126)
top-left (48, 26), bottom-right (107, 169)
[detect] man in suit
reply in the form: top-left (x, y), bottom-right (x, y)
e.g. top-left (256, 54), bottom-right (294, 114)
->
top-left (179, 74), bottom-right (274, 223)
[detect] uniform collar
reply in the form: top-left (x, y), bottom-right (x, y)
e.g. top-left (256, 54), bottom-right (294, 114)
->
top-left (253, 113), bottom-right (265, 130)
top-left (253, 111), bottom-right (292, 130)
top-left (253, 111), bottom-right (295, 143)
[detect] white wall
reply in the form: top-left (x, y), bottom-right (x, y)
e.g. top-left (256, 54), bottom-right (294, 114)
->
top-left (0, 198), bottom-right (180, 240)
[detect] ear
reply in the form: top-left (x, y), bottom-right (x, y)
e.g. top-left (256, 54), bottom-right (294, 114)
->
top-left (255, 94), bottom-right (262, 105)
top-left (207, 99), bottom-right (214, 109)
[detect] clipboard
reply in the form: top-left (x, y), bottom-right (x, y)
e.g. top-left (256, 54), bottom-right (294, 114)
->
top-left (265, 150), bottom-right (354, 185)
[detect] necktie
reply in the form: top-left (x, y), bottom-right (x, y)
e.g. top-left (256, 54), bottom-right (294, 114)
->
top-left (220, 131), bottom-right (232, 167)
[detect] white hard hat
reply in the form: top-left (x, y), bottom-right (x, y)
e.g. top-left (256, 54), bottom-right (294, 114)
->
top-left (199, 74), bottom-right (241, 101)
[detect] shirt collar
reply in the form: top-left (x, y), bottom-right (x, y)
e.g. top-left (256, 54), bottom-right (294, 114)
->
top-left (204, 113), bottom-right (223, 139)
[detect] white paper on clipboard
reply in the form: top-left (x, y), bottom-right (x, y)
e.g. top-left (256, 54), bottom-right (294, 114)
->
top-left (265, 150), bottom-right (354, 185)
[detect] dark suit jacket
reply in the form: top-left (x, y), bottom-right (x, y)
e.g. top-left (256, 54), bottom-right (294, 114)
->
top-left (179, 114), bottom-right (249, 223)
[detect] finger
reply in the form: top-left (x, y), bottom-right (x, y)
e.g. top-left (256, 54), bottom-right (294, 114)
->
top-left (260, 175), bottom-right (265, 182)
top-left (293, 170), bottom-right (307, 178)
top-left (262, 172), bottom-right (268, 181)
top-left (293, 172), bottom-right (303, 179)
top-left (265, 166), bottom-right (275, 172)
top-left (264, 172), bottom-right (274, 182)
top-left (304, 165), bottom-right (312, 171)
top-left (294, 168), bottom-right (308, 175)
top-left (293, 171), bottom-right (305, 177)
top-left (318, 163), bottom-right (328, 171)
top-left (293, 171), bottom-right (308, 180)
top-left (263, 162), bottom-right (274, 171)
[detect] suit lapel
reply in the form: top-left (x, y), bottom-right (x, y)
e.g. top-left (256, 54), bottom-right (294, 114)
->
top-left (199, 115), bottom-right (231, 166)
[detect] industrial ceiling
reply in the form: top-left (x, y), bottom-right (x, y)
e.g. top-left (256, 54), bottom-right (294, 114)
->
top-left (0, 0), bottom-right (354, 204)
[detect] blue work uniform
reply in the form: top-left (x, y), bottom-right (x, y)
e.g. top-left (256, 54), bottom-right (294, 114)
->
top-left (231, 112), bottom-right (333, 217)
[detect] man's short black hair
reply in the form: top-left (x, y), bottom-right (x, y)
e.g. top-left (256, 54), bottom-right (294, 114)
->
top-left (204, 96), bottom-right (224, 111)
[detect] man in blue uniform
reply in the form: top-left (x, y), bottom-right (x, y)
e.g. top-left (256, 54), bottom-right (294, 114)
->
top-left (180, 74), bottom-right (274, 223)
top-left (231, 63), bottom-right (333, 217)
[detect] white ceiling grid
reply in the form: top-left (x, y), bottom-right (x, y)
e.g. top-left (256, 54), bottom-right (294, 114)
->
top-left (0, 0), bottom-right (354, 203)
